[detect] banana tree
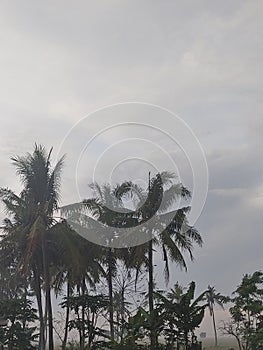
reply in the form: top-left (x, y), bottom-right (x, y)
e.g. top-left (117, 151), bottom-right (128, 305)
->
top-left (155, 282), bottom-right (208, 349)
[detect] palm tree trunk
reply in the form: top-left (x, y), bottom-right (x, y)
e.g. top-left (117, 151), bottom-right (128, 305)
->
top-left (62, 280), bottom-right (70, 350)
top-left (108, 248), bottom-right (114, 341)
top-left (212, 308), bottom-right (218, 347)
top-left (47, 285), bottom-right (54, 350)
top-left (80, 278), bottom-right (86, 350)
top-left (22, 282), bottom-right (28, 330)
top-left (80, 304), bottom-right (85, 350)
top-left (185, 330), bottom-right (189, 349)
top-left (42, 236), bottom-right (54, 350)
top-left (148, 238), bottom-right (157, 350)
top-left (33, 267), bottom-right (46, 350)
top-left (120, 287), bottom-right (125, 343)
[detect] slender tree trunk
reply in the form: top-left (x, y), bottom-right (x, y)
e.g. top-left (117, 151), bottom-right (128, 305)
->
top-left (147, 172), bottom-right (158, 349)
top-left (120, 287), bottom-right (125, 343)
top-left (88, 311), bottom-right (96, 348)
top-left (62, 280), bottom-right (70, 350)
top-left (75, 302), bottom-right (83, 350)
top-left (211, 308), bottom-right (218, 347)
top-left (108, 248), bottom-right (114, 341)
top-left (42, 235), bottom-right (54, 350)
top-left (234, 335), bottom-right (242, 350)
top-left (80, 278), bottom-right (86, 350)
top-left (78, 327), bottom-right (83, 350)
top-left (148, 238), bottom-right (157, 350)
top-left (34, 267), bottom-right (46, 350)
top-left (116, 310), bottom-right (120, 342)
top-left (80, 304), bottom-right (85, 350)
top-left (47, 286), bottom-right (54, 350)
top-left (22, 282), bottom-right (28, 331)
top-left (185, 330), bottom-right (189, 350)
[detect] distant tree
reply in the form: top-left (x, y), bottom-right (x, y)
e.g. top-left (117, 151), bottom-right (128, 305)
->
top-left (205, 285), bottom-right (226, 347)
top-left (220, 271), bottom-right (263, 350)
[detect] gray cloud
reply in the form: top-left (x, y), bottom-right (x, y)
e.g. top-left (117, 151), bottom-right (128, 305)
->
top-left (0, 0), bottom-right (262, 336)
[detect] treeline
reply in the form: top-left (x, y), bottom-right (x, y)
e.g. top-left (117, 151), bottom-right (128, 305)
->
top-left (0, 145), bottom-right (262, 350)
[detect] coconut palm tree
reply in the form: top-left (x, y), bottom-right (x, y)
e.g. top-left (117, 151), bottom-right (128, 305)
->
top-left (125, 172), bottom-right (203, 350)
top-left (205, 285), bottom-right (226, 347)
top-left (0, 144), bottom-right (66, 350)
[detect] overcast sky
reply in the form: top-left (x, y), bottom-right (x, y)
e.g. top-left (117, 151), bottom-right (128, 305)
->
top-left (0, 0), bottom-right (262, 336)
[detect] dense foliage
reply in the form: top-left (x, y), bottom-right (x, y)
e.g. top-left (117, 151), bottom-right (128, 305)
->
top-left (220, 271), bottom-right (263, 350)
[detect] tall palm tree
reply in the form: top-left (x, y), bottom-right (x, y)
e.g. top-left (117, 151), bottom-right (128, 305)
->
top-left (205, 285), bottom-right (225, 347)
top-left (0, 144), bottom-right (66, 350)
top-left (125, 172), bottom-right (203, 350)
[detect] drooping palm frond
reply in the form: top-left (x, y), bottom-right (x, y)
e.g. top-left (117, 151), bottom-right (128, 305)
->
top-left (184, 226), bottom-right (203, 246)
top-left (113, 181), bottom-right (144, 203)
top-left (160, 229), bottom-right (187, 278)
top-left (158, 183), bottom-right (191, 214)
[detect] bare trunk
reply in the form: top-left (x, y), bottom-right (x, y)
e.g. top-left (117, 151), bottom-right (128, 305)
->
top-left (80, 279), bottom-right (85, 350)
top-left (79, 303), bottom-right (85, 350)
top-left (47, 285), bottom-right (54, 350)
top-left (212, 308), bottom-right (218, 347)
top-left (33, 267), bottom-right (46, 350)
top-left (108, 248), bottom-right (114, 341)
top-left (42, 235), bottom-right (54, 350)
top-left (120, 287), bottom-right (125, 343)
top-left (148, 239), bottom-right (157, 349)
top-left (62, 281), bottom-right (70, 350)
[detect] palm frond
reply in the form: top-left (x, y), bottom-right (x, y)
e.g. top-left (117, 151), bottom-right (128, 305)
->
top-left (160, 230), bottom-right (187, 271)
